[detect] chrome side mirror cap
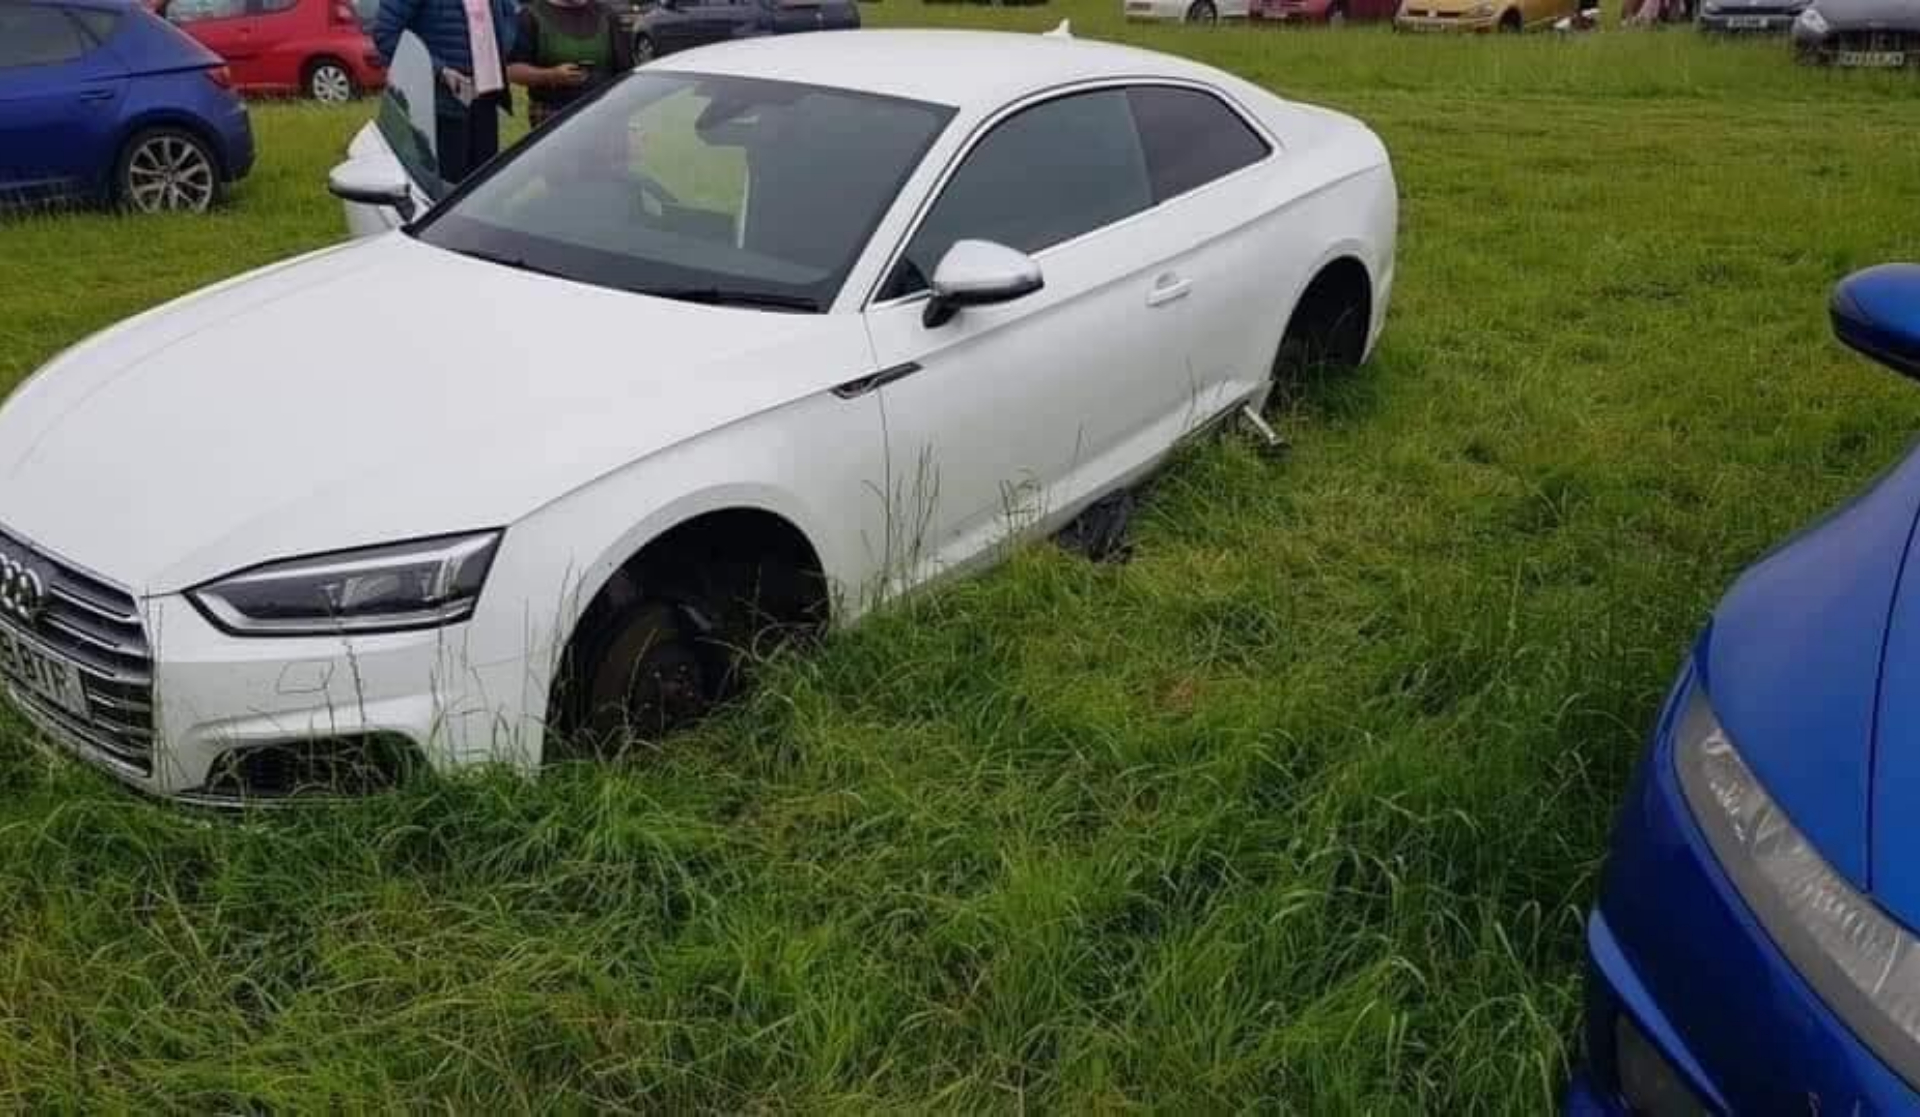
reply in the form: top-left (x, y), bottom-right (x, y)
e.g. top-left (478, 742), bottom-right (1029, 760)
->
top-left (924, 239), bottom-right (1044, 329)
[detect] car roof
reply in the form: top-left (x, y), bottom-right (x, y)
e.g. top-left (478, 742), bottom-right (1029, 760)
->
top-left (653, 29), bottom-right (1234, 109)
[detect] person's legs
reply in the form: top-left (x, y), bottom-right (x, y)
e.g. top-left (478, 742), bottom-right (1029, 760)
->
top-left (435, 111), bottom-right (473, 183)
top-left (470, 95), bottom-right (501, 167)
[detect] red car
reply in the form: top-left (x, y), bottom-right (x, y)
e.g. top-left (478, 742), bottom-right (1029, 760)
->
top-left (1248, 0), bottom-right (1395, 23)
top-left (162, 0), bottom-right (386, 102)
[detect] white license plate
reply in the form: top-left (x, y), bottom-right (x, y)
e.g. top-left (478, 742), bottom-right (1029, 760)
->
top-left (0, 625), bottom-right (89, 720)
top-left (1838, 49), bottom-right (1907, 66)
top-left (1725, 15), bottom-right (1770, 27)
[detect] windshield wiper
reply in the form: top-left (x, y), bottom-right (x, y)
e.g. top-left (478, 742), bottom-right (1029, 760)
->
top-left (645, 287), bottom-right (821, 313)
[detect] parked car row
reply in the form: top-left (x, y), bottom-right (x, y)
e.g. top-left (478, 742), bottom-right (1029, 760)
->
top-left (1124, 0), bottom-right (1582, 29)
top-left (617, 0), bottom-right (861, 63)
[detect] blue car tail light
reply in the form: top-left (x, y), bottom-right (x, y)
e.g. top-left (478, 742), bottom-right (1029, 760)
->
top-left (1676, 684), bottom-right (1920, 1088)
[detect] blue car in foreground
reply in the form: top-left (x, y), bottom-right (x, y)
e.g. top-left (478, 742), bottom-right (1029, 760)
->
top-left (1572, 265), bottom-right (1920, 1113)
top-left (0, 0), bottom-right (254, 212)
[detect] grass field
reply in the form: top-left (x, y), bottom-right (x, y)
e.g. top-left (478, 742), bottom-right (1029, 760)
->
top-left (4, 8), bottom-right (1920, 1110)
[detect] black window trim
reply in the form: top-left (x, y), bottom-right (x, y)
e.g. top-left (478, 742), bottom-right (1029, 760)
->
top-left (860, 76), bottom-right (1281, 312)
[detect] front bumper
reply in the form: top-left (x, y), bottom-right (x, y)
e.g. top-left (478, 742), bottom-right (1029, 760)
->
top-left (7, 591), bottom-right (538, 803)
top-left (1394, 11), bottom-right (1499, 30)
top-left (1574, 663), bottom-right (1920, 1112)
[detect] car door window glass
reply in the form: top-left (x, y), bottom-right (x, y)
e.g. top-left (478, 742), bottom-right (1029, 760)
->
top-left (1127, 85), bottom-right (1271, 205)
top-left (257, 0), bottom-right (300, 11)
top-left (884, 89), bottom-right (1151, 300)
top-left (168, 0), bottom-right (248, 22)
top-left (0, 7), bottom-right (92, 67)
top-left (70, 8), bottom-right (120, 40)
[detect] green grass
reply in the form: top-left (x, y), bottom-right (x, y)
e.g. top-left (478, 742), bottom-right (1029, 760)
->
top-left (4, 11), bottom-right (1920, 1110)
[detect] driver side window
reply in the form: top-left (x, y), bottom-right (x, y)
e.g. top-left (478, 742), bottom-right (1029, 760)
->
top-left (882, 89), bottom-right (1152, 301)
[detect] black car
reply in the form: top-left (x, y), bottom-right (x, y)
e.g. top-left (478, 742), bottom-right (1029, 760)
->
top-left (622, 0), bottom-right (860, 63)
top-left (1791, 0), bottom-right (1920, 63)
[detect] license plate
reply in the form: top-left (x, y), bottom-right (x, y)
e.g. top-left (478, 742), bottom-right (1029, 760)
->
top-left (1838, 49), bottom-right (1907, 66)
top-left (0, 625), bottom-right (89, 720)
top-left (1725, 14), bottom-right (1769, 27)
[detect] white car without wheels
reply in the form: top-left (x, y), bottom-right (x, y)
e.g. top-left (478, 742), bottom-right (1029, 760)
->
top-left (0, 29), bottom-right (1396, 802)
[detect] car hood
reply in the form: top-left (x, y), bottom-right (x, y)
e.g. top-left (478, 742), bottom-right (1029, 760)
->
top-left (1808, 0), bottom-right (1920, 28)
top-left (0, 233), bottom-right (870, 595)
top-left (1704, 442), bottom-right (1920, 897)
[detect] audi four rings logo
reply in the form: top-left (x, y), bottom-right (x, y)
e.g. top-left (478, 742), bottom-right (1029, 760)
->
top-left (0, 553), bottom-right (46, 625)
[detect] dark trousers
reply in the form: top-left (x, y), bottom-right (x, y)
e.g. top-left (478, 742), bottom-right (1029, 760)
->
top-left (434, 93), bottom-right (502, 184)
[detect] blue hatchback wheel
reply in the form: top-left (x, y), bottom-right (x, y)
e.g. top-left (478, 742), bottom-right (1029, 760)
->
top-left (119, 130), bottom-right (217, 215)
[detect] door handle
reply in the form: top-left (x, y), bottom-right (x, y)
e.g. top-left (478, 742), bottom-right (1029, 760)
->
top-left (1147, 274), bottom-right (1191, 308)
top-left (78, 88), bottom-right (117, 102)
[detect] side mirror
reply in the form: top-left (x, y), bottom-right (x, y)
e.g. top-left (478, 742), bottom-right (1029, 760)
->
top-left (923, 240), bottom-right (1044, 329)
top-left (328, 156), bottom-right (415, 222)
top-left (1833, 264), bottom-right (1920, 379)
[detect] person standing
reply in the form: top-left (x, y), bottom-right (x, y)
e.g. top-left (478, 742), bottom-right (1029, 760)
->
top-left (506, 0), bottom-right (633, 129)
top-left (370, 0), bottom-right (518, 184)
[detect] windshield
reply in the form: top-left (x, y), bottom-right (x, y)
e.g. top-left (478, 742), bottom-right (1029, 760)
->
top-left (413, 72), bottom-right (955, 311)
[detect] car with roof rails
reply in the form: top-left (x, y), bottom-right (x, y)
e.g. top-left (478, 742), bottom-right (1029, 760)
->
top-left (0, 28), bottom-right (1395, 802)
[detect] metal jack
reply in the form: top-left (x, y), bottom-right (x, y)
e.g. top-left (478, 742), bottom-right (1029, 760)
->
top-left (1239, 403), bottom-right (1290, 457)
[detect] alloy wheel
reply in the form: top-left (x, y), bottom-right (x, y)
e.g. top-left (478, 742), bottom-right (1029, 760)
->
top-left (124, 135), bottom-right (216, 214)
top-left (311, 63), bottom-right (353, 104)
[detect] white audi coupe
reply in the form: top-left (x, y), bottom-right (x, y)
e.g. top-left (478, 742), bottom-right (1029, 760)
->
top-left (0, 28), bottom-right (1396, 801)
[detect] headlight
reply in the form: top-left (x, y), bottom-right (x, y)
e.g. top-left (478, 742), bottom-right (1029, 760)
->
top-left (1796, 6), bottom-right (1829, 33)
top-left (190, 531), bottom-right (501, 636)
top-left (1676, 684), bottom-right (1920, 1086)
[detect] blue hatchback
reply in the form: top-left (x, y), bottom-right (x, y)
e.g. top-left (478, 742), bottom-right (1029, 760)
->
top-left (1573, 266), bottom-right (1920, 1113)
top-left (0, 0), bottom-right (254, 212)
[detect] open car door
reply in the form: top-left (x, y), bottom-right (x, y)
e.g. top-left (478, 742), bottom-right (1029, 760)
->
top-left (330, 32), bottom-right (444, 237)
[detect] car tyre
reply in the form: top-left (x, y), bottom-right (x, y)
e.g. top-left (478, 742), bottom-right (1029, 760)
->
top-left (115, 127), bottom-right (220, 215)
top-left (634, 33), bottom-right (657, 63)
top-left (306, 58), bottom-right (355, 104)
top-left (1186, 0), bottom-right (1219, 21)
top-left (1498, 8), bottom-right (1522, 29)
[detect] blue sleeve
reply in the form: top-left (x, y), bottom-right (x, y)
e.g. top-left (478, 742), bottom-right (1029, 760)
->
top-left (369, 0), bottom-right (421, 66)
top-left (496, 0), bottom-right (520, 53)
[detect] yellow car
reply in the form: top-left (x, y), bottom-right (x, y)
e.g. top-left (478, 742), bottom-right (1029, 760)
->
top-left (1394, 0), bottom-right (1576, 31)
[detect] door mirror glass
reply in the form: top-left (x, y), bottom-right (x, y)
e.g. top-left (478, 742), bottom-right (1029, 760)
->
top-left (1833, 265), bottom-right (1920, 380)
top-left (328, 156), bottom-right (415, 219)
top-left (377, 31), bottom-right (445, 199)
top-left (923, 239), bottom-right (1043, 328)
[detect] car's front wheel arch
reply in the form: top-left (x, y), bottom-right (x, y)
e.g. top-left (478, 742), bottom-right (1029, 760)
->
top-left (544, 507), bottom-right (830, 759)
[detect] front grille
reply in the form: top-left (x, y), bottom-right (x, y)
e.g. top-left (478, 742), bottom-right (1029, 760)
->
top-left (0, 524), bottom-right (153, 775)
top-left (1831, 28), bottom-right (1917, 52)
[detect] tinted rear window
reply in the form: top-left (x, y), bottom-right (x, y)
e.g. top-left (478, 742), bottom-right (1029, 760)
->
top-left (1127, 86), bottom-right (1271, 204)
